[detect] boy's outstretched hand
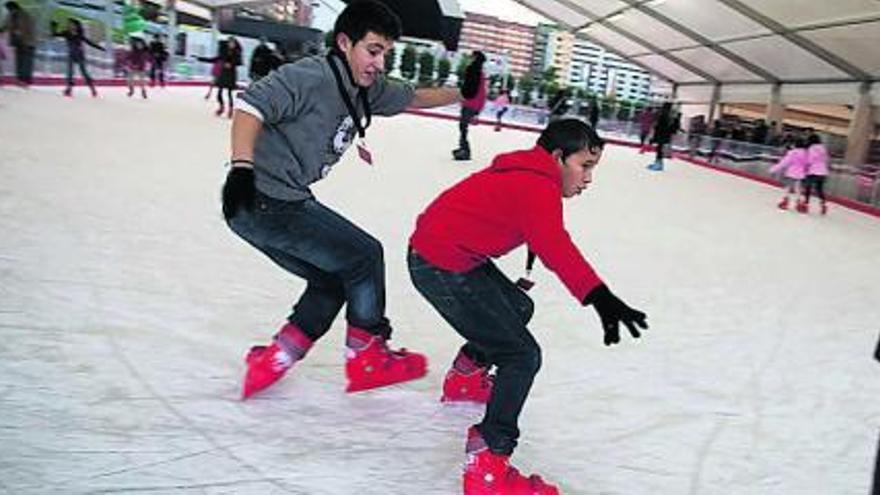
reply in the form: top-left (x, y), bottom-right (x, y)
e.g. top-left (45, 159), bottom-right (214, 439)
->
top-left (583, 284), bottom-right (648, 346)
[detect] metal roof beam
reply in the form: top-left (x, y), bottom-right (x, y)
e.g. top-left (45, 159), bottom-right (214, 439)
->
top-left (509, 0), bottom-right (679, 83)
top-left (715, 0), bottom-right (872, 81)
top-left (618, 0), bottom-right (778, 83)
top-left (547, 0), bottom-right (717, 83)
top-left (676, 77), bottom-right (878, 87)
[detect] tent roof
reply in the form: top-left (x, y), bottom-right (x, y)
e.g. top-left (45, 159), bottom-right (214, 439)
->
top-left (513, 0), bottom-right (880, 87)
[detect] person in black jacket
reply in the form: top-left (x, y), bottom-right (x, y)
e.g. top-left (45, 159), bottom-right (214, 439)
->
top-left (148, 33), bottom-right (168, 87)
top-left (647, 102), bottom-right (676, 171)
top-left (198, 37), bottom-right (242, 118)
top-left (51, 18), bottom-right (103, 97)
top-left (248, 37), bottom-right (275, 83)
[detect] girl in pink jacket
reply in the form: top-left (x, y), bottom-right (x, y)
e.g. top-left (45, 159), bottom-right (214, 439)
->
top-left (453, 51), bottom-right (487, 161)
top-left (803, 133), bottom-right (830, 214)
top-left (769, 138), bottom-right (809, 211)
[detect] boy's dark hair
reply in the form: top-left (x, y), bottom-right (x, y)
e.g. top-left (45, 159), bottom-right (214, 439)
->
top-left (333, 0), bottom-right (402, 47)
top-left (537, 118), bottom-right (605, 159)
top-left (5, 1), bottom-right (20, 11)
top-left (806, 133), bottom-right (821, 146)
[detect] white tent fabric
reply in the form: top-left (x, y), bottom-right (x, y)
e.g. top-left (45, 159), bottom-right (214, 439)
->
top-left (513, 0), bottom-right (880, 106)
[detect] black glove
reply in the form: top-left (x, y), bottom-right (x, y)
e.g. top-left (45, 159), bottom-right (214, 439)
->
top-left (874, 331), bottom-right (880, 363)
top-left (583, 284), bottom-right (648, 346)
top-left (222, 166), bottom-right (255, 220)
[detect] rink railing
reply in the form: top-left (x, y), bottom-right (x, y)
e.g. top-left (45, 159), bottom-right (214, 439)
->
top-left (406, 105), bottom-right (880, 217)
top-left (4, 62), bottom-right (878, 217)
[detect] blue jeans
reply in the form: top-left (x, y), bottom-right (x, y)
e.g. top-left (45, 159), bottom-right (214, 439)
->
top-left (66, 56), bottom-right (94, 89)
top-left (408, 250), bottom-right (538, 455)
top-left (227, 192), bottom-right (391, 341)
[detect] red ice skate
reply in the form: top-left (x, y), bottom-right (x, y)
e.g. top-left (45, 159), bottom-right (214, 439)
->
top-left (777, 197), bottom-right (789, 210)
top-left (820, 201), bottom-right (827, 215)
top-left (463, 427), bottom-right (560, 495)
top-left (215, 104), bottom-right (225, 116)
top-left (63, 87), bottom-right (72, 97)
top-left (345, 326), bottom-right (427, 393)
top-left (442, 351), bottom-right (493, 404)
top-left (241, 323), bottom-right (313, 399)
top-left (795, 199), bottom-right (808, 214)
top-left (227, 105), bottom-right (234, 119)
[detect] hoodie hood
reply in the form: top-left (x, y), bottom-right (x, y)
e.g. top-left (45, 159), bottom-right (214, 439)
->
top-left (488, 146), bottom-right (561, 185)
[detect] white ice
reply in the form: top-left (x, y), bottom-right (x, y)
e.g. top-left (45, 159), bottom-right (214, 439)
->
top-left (1, 86), bottom-right (878, 495)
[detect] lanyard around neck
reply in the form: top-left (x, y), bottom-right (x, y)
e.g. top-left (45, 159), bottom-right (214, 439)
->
top-left (326, 51), bottom-right (371, 139)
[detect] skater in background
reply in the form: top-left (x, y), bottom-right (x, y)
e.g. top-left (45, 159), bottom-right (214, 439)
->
top-left (126, 36), bottom-right (149, 99)
top-left (199, 37), bottom-right (241, 118)
top-left (769, 137), bottom-right (809, 212)
top-left (453, 50), bottom-right (486, 161)
top-left (148, 33), bottom-right (168, 87)
top-left (202, 56), bottom-right (221, 100)
top-left (51, 18), bottom-right (103, 98)
top-left (708, 119), bottom-right (727, 164)
top-left (248, 36), bottom-right (275, 83)
top-left (0, 42), bottom-right (6, 83)
top-left (547, 88), bottom-right (569, 122)
top-left (222, 0), bottom-right (461, 399)
top-left (647, 101), bottom-right (676, 171)
top-left (637, 105), bottom-right (655, 153)
top-left (409, 118), bottom-right (647, 495)
top-left (587, 98), bottom-right (600, 129)
top-left (492, 89), bottom-right (509, 132)
top-left (1, 1), bottom-right (35, 87)
top-left (803, 132), bottom-right (830, 215)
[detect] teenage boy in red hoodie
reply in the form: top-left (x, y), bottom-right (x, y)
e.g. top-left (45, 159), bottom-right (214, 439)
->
top-left (408, 118), bottom-right (648, 494)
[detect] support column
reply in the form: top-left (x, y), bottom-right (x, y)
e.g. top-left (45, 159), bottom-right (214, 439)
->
top-left (166, 0), bottom-right (177, 79)
top-left (844, 82), bottom-right (875, 166)
top-left (671, 82), bottom-right (679, 101)
top-left (210, 8), bottom-right (220, 50)
top-left (707, 83), bottom-right (721, 123)
top-left (766, 82), bottom-right (784, 132)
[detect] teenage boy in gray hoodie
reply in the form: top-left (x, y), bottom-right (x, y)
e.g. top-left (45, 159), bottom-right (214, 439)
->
top-left (223, 0), bottom-right (463, 399)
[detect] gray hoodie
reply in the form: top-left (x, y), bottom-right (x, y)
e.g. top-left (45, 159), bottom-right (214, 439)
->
top-left (239, 54), bottom-right (415, 201)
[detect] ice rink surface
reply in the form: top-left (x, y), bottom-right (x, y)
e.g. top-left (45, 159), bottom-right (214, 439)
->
top-left (1, 86), bottom-right (879, 494)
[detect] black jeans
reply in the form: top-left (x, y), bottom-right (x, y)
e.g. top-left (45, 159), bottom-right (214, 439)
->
top-left (66, 57), bottom-right (94, 89)
top-left (149, 60), bottom-right (165, 85)
top-left (14, 45), bottom-right (34, 84)
top-left (227, 192), bottom-right (391, 341)
top-left (408, 250), bottom-right (539, 455)
top-left (458, 106), bottom-right (479, 151)
top-left (804, 175), bottom-right (826, 201)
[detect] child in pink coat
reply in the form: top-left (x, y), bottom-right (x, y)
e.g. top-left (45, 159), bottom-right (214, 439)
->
top-left (769, 138), bottom-right (809, 212)
top-left (803, 133), bottom-right (830, 214)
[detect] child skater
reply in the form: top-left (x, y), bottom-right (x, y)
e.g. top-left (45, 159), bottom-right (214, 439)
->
top-left (769, 137), bottom-right (809, 212)
top-left (493, 89), bottom-right (509, 132)
top-left (51, 18), bottom-right (103, 97)
top-left (408, 118), bottom-right (648, 494)
top-left (803, 133), bottom-right (830, 215)
top-left (126, 36), bottom-right (149, 99)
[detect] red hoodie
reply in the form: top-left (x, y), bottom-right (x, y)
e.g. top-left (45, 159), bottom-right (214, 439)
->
top-left (410, 146), bottom-right (603, 302)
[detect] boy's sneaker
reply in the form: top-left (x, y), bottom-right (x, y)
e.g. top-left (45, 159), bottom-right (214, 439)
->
top-left (345, 326), bottom-right (428, 393)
